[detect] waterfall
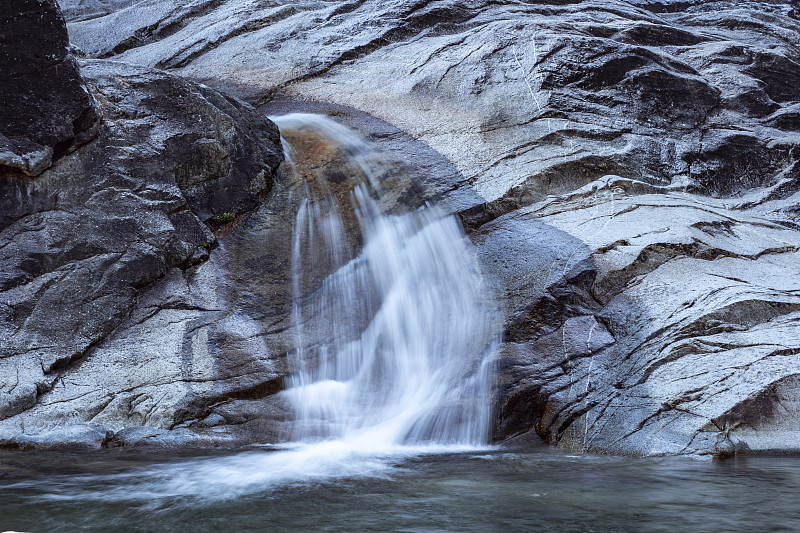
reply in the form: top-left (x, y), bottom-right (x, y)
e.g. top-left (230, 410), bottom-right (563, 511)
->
top-left (273, 113), bottom-right (499, 450)
top-left (47, 115), bottom-right (503, 501)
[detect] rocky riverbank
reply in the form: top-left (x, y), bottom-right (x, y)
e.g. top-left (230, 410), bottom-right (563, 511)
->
top-left (1, 0), bottom-right (799, 456)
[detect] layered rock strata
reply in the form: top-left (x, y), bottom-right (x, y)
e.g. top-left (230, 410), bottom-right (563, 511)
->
top-left (2, 0), bottom-right (799, 455)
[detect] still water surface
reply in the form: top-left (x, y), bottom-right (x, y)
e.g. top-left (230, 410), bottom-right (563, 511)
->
top-left (1, 448), bottom-right (799, 532)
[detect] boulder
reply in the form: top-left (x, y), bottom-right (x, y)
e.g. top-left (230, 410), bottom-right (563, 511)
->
top-left (0, 0), bottom-right (99, 176)
top-left (0, 52), bottom-right (284, 447)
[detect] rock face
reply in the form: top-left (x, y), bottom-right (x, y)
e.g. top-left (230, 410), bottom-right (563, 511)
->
top-left (482, 177), bottom-right (800, 456)
top-left (0, 0), bottom-right (286, 448)
top-left (0, 0), bottom-right (99, 176)
top-left (2, 0), bottom-right (799, 455)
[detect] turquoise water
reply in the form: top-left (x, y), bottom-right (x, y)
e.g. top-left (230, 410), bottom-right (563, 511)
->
top-left (2, 448), bottom-right (799, 532)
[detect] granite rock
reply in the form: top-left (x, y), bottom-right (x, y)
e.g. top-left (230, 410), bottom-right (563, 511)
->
top-left (0, 53), bottom-right (284, 447)
top-left (0, 0), bottom-right (99, 176)
top-left (5, 0), bottom-right (799, 455)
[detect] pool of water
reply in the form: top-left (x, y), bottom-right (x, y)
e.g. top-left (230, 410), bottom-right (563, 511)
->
top-left (2, 447), bottom-right (800, 532)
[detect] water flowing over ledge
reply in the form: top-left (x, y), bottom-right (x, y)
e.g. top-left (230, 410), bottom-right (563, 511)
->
top-left (43, 113), bottom-right (502, 500)
top-left (278, 113), bottom-right (500, 451)
top-left (4, 0), bottom-right (800, 460)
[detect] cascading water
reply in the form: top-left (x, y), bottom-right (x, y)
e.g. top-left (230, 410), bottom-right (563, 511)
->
top-left (276, 113), bottom-right (499, 450)
top-left (29, 114), bottom-right (501, 501)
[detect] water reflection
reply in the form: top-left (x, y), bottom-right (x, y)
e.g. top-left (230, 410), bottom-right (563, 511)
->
top-left (2, 450), bottom-right (800, 532)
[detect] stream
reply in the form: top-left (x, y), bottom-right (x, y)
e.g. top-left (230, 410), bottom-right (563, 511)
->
top-left (2, 114), bottom-right (797, 533)
top-left (1, 449), bottom-right (799, 532)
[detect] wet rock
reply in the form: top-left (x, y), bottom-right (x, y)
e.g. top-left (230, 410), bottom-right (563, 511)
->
top-left (0, 57), bottom-right (284, 447)
top-left (0, 0), bottom-right (99, 175)
top-left (13, 0), bottom-right (800, 456)
top-left (0, 424), bottom-right (112, 451)
top-left (189, 395), bottom-right (295, 445)
top-left (108, 426), bottom-right (213, 447)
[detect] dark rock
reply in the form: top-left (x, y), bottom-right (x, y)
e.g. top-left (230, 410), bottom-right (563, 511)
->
top-left (0, 58), bottom-right (283, 446)
top-left (0, 0), bottom-right (99, 176)
top-left (108, 426), bottom-right (212, 447)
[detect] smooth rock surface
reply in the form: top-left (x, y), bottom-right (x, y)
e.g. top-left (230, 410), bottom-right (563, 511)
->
top-left (3, 0), bottom-right (798, 456)
top-left (64, 0), bottom-right (800, 208)
top-left (484, 176), bottom-right (800, 456)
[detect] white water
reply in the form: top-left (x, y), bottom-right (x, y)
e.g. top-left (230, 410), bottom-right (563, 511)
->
top-left (34, 114), bottom-right (500, 501)
top-left (278, 113), bottom-right (499, 450)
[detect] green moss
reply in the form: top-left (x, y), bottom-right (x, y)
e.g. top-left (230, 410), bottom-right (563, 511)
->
top-left (209, 212), bottom-right (235, 224)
